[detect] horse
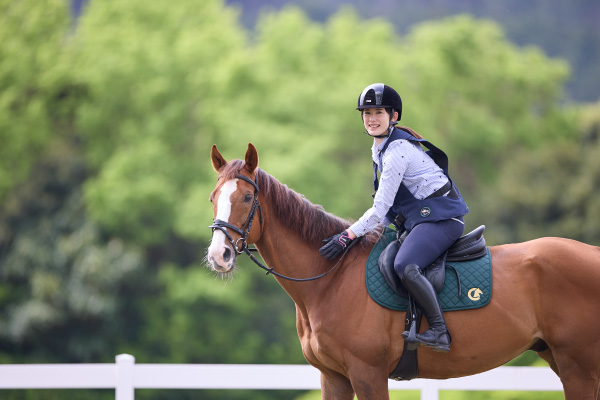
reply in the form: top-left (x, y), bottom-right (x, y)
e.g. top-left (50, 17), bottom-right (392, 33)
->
top-left (206, 143), bottom-right (600, 400)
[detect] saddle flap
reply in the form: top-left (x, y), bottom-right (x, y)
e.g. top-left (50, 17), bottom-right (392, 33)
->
top-left (377, 240), bottom-right (405, 297)
top-left (378, 240), bottom-right (446, 297)
top-left (424, 254), bottom-right (446, 293)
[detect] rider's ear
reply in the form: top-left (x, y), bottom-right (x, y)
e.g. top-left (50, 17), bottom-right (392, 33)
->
top-left (211, 144), bottom-right (227, 172)
top-left (244, 143), bottom-right (259, 173)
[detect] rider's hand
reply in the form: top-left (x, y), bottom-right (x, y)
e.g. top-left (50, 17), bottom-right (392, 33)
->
top-left (319, 230), bottom-right (354, 260)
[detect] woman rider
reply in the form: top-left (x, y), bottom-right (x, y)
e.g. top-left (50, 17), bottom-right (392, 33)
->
top-left (319, 83), bottom-right (469, 353)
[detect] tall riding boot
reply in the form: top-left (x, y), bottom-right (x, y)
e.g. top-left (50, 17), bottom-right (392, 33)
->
top-left (400, 264), bottom-right (451, 353)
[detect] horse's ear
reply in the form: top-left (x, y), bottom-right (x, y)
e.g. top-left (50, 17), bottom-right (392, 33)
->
top-left (244, 143), bottom-right (259, 173)
top-left (211, 144), bottom-right (227, 172)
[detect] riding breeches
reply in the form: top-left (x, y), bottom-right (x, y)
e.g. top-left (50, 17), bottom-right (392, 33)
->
top-left (393, 217), bottom-right (465, 276)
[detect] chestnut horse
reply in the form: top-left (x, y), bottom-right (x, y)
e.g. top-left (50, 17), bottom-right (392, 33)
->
top-left (207, 143), bottom-right (600, 400)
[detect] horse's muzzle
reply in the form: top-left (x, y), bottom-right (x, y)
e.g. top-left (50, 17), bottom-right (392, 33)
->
top-left (207, 237), bottom-right (236, 273)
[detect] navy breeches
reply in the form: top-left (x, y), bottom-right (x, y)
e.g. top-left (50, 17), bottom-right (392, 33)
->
top-left (393, 217), bottom-right (465, 276)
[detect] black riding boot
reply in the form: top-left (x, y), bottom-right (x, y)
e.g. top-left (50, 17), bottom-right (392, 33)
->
top-left (400, 264), bottom-right (451, 353)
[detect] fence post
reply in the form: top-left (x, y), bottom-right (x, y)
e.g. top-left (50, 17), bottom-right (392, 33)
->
top-left (116, 354), bottom-right (135, 400)
top-left (420, 382), bottom-right (439, 400)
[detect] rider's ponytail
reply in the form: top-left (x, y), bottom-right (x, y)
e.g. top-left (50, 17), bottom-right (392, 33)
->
top-left (398, 126), bottom-right (424, 140)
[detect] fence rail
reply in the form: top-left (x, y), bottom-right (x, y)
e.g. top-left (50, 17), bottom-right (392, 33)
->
top-left (0, 354), bottom-right (563, 400)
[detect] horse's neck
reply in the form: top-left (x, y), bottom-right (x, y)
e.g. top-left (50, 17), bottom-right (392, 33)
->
top-left (254, 217), bottom-right (331, 312)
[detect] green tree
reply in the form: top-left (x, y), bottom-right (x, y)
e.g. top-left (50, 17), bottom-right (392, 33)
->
top-left (0, 0), bottom-right (76, 202)
top-left (72, 0), bottom-right (248, 245)
top-left (225, 11), bottom-right (574, 224)
top-left (399, 16), bottom-right (572, 186)
top-left (0, 149), bottom-right (144, 364)
top-left (72, 3), bottom-right (575, 242)
top-left (471, 101), bottom-right (600, 245)
top-left (224, 6), bottom-right (405, 219)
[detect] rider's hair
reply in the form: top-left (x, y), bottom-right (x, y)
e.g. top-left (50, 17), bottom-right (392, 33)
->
top-left (398, 126), bottom-right (424, 140)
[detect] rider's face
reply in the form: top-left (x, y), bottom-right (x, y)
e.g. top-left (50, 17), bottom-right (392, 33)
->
top-left (362, 108), bottom-right (397, 137)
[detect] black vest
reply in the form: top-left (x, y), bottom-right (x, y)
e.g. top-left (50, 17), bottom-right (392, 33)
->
top-left (373, 128), bottom-right (469, 230)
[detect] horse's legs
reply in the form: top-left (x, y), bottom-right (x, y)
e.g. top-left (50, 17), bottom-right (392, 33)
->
top-left (552, 350), bottom-right (600, 400)
top-left (320, 366), bottom-right (390, 400)
top-left (346, 363), bottom-right (390, 400)
top-left (346, 376), bottom-right (389, 400)
top-left (320, 370), bottom-right (355, 400)
top-left (537, 348), bottom-right (560, 376)
top-left (560, 368), bottom-right (599, 400)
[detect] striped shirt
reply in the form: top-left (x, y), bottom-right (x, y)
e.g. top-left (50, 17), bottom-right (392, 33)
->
top-left (349, 137), bottom-right (449, 236)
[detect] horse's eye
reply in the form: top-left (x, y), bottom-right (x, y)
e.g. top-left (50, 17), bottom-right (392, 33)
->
top-left (243, 194), bottom-right (253, 203)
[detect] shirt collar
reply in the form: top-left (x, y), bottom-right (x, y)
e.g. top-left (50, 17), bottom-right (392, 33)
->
top-left (372, 136), bottom-right (390, 154)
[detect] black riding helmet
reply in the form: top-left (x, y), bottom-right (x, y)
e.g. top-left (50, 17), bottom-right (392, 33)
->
top-left (357, 83), bottom-right (402, 118)
top-left (357, 83), bottom-right (402, 137)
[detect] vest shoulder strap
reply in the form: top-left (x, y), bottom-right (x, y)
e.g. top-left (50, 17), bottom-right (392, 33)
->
top-left (373, 128), bottom-right (450, 191)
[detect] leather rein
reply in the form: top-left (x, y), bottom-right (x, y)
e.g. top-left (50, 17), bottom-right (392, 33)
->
top-left (209, 174), bottom-right (354, 282)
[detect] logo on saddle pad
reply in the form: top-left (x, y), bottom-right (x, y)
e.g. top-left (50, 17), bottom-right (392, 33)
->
top-left (420, 207), bottom-right (431, 218)
top-left (468, 287), bottom-right (483, 301)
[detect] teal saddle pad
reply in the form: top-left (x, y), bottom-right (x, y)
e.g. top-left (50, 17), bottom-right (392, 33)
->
top-left (366, 229), bottom-right (492, 312)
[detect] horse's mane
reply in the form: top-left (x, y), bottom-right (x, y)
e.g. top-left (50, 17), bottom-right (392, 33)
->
top-left (217, 160), bottom-right (381, 250)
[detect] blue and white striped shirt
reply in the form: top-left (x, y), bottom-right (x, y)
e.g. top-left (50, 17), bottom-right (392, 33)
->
top-left (349, 137), bottom-right (449, 236)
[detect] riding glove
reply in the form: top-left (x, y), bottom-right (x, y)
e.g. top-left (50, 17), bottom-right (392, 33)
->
top-left (319, 230), bottom-right (354, 260)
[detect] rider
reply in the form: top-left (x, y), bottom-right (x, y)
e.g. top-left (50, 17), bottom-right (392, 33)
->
top-left (319, 83), bottom-right (469, 352)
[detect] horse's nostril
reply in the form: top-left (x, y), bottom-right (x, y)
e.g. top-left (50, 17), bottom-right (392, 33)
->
top-left (223, 247), bottom-right (232, 262)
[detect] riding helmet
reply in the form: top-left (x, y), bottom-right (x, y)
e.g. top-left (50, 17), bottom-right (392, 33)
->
top-left (356, 83), bottom-right (402, 120)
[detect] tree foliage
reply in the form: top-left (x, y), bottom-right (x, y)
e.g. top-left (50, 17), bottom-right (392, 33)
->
top-left (0, 148), bottom-right (144, 363)
top-left (471, 101), bottom-right (600, 246)
top-left (0, 0), bottom-right (75, 202)
top-left (0, 1), bottom-right (594, 399)
top-left (72, 0), bottom-right (247, 246)
top-left (71, 3), bottom-right (573, 242)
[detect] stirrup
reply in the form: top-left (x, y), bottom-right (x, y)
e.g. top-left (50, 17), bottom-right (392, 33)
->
top-left (401, 320), bottom-right (419, 351)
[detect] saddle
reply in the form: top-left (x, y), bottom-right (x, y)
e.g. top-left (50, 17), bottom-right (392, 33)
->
top-left (378, 225), bottom-right (486, 298)
top-left (376, 225), bottom-right (487, 381)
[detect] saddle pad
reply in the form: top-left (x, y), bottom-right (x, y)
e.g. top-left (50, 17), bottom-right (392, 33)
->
top-left (366, 229), bottom-right (492, 312)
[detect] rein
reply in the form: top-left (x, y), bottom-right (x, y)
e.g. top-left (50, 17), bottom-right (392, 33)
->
top-left (248, 239), bottom-right (358, 282)
top-left (209, 173), bottom-right (355, 282)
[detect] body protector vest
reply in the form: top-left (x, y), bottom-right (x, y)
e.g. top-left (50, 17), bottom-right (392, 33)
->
top-left (373, 128), bottom-right (469, 231)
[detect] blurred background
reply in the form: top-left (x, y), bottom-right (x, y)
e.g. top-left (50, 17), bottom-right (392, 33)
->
top-left (0, 0), bottom-right (598, 399)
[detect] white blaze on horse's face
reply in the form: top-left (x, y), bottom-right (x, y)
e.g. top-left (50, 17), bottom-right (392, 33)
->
top-left (208, 179), bottom-right (238, 273)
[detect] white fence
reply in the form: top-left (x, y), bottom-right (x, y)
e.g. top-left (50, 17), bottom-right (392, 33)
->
top-left (0, 354), bottom-right (563, 400)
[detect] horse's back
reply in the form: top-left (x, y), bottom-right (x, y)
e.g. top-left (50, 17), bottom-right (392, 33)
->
top-left (490, 236), bottom-right (600, 302)
top-left (490, 236), bottom-right (600, 347)
top-left (491, 236), bottom-right (600, 277)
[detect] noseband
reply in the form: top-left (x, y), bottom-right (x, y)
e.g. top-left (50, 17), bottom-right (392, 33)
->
top-left (209, 174), bottom-right (263, 255)
top-left (208, 173), bottom-right (356, 282)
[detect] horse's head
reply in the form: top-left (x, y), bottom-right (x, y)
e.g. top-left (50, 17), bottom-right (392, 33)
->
top-left (207, 143), bottom-right (261, 273)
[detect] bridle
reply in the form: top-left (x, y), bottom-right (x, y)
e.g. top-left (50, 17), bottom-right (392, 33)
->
top-left (209, 173), bottom-right (356, 282)
top-left (209, 174), bottom-right (263, 256)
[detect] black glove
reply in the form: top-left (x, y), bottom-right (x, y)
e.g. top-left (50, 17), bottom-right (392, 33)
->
top-left (319, 230), bottom-right (354, 260)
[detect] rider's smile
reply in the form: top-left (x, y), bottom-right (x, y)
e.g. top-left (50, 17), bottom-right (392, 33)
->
top-left (362, 107), bottom-right (398, 141)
